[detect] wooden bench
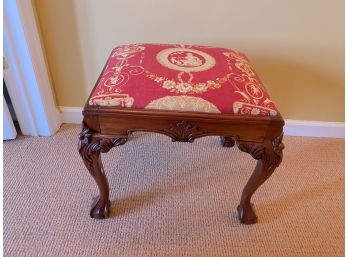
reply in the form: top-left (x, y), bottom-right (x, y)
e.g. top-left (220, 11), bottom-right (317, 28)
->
top-left (78, 43), bottom-right (284, 224)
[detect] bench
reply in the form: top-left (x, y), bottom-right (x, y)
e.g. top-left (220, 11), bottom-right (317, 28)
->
top-left (78, 43), bottom-right (284, 224)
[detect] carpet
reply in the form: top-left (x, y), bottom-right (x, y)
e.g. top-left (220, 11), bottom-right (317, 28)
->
top-left (3, 124), bottom-right (344, 257)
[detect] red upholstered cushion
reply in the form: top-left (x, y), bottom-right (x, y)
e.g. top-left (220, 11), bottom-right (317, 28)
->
top-left (89, 43), bottom-right (278, 116)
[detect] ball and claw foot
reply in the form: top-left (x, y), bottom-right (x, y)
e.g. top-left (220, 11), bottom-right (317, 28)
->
top-left (237, 203), bottom-right (258, 225)
top-left (90, 197), bottom-right (110, 219)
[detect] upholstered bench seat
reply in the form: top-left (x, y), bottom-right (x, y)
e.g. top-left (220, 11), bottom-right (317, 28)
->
top-left (79, 43), bottom-right (284, 225)
top-left (88, 44), bottom-right (278, 116)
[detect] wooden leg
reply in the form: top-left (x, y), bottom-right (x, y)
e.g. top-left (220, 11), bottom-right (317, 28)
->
top-left (237, 133), bottom-right (284, 224)
top-left (220, 136), bottom-right (235, 147)
top-left (78, 125), bottom-right (127, 219)
top-left (87, 153), bottom-right (110, 219)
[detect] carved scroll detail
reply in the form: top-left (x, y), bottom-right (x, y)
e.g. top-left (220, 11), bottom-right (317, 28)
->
top-left (238, 143), bottom-right (265, 160)
top-left (164, 120), bottom-right (204, 142)
top-left (78, 127), bottom-right (127, 175)
top-left (272, 133), bottom-right (284, 166)
top-left (237, 132), bottom-right (284, 171)
top-left (220, 136), bottom-right (235, 147)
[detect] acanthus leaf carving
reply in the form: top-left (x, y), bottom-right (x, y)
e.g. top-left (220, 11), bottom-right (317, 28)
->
top-left (238, 143), bottom-right (265, 160)
top-left (99, 137), bottom-right (128, 153)
top-left (78, 127), bottom-right (92, 152)
top-left (78, 127), bottom-right (127, 175)
top-left (272, 133), bottom-right (285, 162)
top-left (271, 132), bottom-right (284, 167)
top-left (237, 132), bottom-right (284, 174)
top-left (165, 120), bottom-right (204, 142)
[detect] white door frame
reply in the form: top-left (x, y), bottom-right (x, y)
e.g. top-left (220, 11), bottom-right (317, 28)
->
top-left (3, 0), bottom-right (61, 136)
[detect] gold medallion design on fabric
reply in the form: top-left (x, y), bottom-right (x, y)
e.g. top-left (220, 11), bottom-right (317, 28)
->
top-left (156, 48), bottom-right (216, 72)
top-left (146, 47), bottom-right (224, 94)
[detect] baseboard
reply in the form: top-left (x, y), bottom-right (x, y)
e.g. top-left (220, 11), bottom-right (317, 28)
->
top-left (283, 120), bottom-right (344, 138)
top-left (59, 107), bottom-right (83, 124)
top-left (59, 106), bottom-right (345, 138)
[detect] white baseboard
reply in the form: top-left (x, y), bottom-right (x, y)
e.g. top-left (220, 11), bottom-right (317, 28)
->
top-left (284, 120), bottom-right (344, 138)
top-left (59, 106), bottom-right (345, 138)
top-left (59, 107), bottom-right (83, 124)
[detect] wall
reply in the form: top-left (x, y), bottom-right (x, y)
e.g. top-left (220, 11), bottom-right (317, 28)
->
top-left (34, 0), bottom-right (344, 122)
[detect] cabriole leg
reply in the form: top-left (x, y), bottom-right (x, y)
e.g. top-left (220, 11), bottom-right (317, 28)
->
top-left (78, 126), bottom-right (127, 219)
top-left (237, 133), bottom-right (284, 224)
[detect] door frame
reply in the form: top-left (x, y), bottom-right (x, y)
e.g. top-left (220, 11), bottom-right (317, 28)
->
top-left (3, 0), bottom-right (61, 136)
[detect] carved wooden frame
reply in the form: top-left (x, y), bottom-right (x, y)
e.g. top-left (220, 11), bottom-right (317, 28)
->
top-left (79, 102), bottom-right (284, 224)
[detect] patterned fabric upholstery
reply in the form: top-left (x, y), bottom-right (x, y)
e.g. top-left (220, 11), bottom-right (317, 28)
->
top-left (89, 43), bottom-right (278, 116)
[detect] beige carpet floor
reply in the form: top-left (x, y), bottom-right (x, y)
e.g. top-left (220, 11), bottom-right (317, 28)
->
top-left (4, 124), bottom-right (344, 257)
